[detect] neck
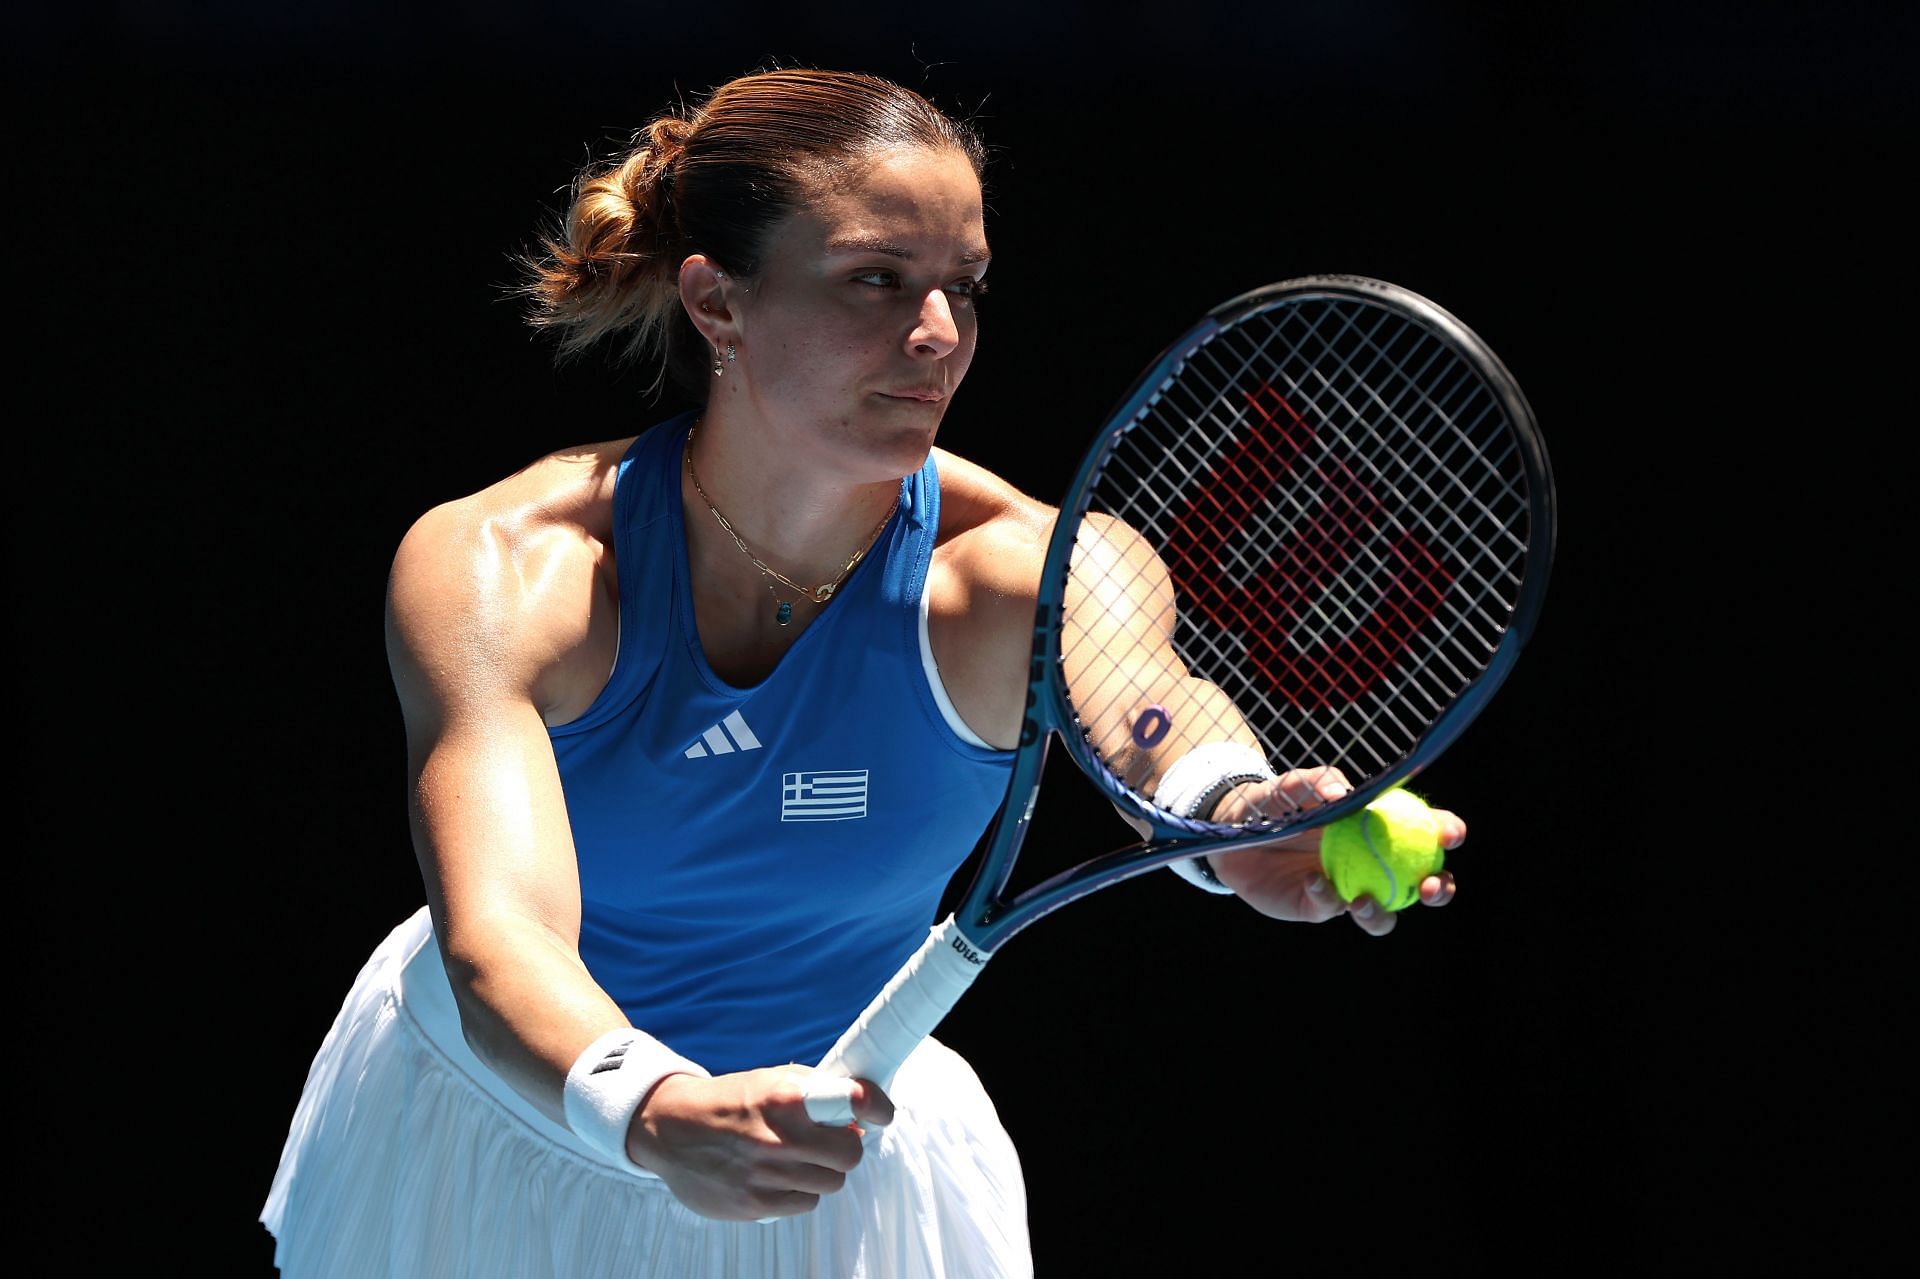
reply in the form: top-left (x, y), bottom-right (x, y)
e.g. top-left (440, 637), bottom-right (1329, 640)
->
top-left (691, 416), bottom-right (898, 556)
top-left (682, 417), bottom-right (902, 602)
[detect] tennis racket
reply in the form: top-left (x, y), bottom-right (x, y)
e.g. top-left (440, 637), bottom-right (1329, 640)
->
top-left (803, 273), bottom-right (1555, 1123)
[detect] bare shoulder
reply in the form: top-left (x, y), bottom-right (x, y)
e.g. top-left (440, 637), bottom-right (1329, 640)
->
top-left (925, 449), bottom-right (1060, 748)
top-left (386, 438), bottom-right (632, 722)
top-left (929, 447), bottom-right (1056, 596)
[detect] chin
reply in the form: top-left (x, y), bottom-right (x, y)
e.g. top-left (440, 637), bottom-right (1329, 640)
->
top-left (860, 403), bottom-right (947, 472)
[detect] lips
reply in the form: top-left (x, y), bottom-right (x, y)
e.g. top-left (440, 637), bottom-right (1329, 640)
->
top-left (878, 388), bottom-right (945, 403)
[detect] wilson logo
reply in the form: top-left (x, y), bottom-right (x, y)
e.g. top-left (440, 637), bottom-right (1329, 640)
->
top-left (1163, 381), bottom-right (1452, 710)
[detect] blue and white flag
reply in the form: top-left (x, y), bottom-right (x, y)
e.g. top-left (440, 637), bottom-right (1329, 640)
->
top-left (780, 769), bottom-right (870, 822)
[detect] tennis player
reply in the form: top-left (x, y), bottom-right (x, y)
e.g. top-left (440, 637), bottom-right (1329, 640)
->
top-left (259, 66), bottom-right (1462, 1278)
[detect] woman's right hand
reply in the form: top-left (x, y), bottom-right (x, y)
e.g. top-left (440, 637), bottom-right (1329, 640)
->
top-left (630, 1067), bottom-right (896, 1220)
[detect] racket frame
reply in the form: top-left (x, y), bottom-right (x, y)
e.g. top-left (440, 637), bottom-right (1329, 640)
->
top-left (804, 275), bottom-right (1553, 1117)
top-left (962, 274), bottom-right (1554, 950)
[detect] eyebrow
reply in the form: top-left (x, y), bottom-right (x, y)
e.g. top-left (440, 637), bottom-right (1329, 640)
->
top-left (824, 233), bottom-right (992, 266)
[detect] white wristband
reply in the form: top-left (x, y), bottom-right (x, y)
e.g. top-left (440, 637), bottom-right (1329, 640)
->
top-left (1154, 741), bottom-right (1277, 894)
top-left (563, 1027), bottom-right (710, 1176)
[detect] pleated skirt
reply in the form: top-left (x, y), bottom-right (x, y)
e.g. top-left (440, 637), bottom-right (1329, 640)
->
top-left (261, 906), bottom-right (1031, 1278)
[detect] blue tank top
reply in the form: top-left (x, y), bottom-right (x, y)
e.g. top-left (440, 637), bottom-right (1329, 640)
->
top-left (549, 411), bottom-right (1015, 1075)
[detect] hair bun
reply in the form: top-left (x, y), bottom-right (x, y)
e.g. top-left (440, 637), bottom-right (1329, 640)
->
top-left (645, 115), bottom-right (695, 164)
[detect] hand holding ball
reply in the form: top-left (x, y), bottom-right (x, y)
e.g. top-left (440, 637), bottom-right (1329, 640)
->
top-left (1319, 787), bottom-right (1446, 912)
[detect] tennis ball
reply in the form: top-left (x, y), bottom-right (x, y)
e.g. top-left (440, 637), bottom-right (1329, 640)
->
top-left (1319, 787), bottom-right (1445, 912)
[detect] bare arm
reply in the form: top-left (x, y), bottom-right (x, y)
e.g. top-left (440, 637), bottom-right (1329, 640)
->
top-left (1059, 512), bottom-right (1260, 790)
top-left (385, 472), bottom-right (889, 1218)
top-left (1059, 513), bottom-right (1464, 933)
top-left (385, 496), bottom-right (628, 1125)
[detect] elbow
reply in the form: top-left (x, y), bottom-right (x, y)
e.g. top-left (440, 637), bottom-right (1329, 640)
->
top-left (439, 947), bottom-right (513, 1072)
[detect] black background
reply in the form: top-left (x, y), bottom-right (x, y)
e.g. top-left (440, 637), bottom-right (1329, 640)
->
top-left (12, 3), bottom-right (1907, 1273)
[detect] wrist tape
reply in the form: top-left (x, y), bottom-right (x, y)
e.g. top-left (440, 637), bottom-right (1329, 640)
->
top-left (1153, 741), bottom-right (1277, 894)
top-left (563, 1027), bottom-right (710, 1176)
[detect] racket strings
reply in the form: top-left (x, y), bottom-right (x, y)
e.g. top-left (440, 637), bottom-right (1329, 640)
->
top-left (1059, 296), bottom-right (1535, 824)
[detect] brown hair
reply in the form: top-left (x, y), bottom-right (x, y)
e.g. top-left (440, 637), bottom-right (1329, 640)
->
top-left (515, 67), bottom-right (987, 401)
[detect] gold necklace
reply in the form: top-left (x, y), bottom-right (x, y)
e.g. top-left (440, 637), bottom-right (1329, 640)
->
top-left (684, 425), bottom-right (895, 627)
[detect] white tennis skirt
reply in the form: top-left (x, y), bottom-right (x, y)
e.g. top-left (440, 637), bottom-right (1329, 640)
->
top-left (261, 907), bottom-right (1032, 1278)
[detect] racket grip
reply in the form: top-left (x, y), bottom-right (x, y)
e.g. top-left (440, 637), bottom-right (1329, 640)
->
top-left (803, 913), bottom-right (992, 1124)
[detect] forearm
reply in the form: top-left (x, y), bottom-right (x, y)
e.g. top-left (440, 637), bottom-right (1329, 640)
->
top-left (417, 742), bottom-right (719, 1164)
top-left (404, 705), bottom-right (672, 1128)
top-left (1102, 674), bottom-right (1267, 802)
top-left (437, 907), bottom-right (635, 1126)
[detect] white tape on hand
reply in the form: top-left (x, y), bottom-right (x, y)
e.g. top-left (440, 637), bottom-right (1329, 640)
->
top-left (799, 1074), bottom-right (862, 1127)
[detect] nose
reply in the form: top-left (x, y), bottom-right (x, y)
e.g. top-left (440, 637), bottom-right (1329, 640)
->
top-left (908, 288), bottom-right (960, 359)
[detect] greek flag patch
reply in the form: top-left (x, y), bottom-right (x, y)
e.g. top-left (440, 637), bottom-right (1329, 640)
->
top-left (780, 769), bottom-right (869, 822)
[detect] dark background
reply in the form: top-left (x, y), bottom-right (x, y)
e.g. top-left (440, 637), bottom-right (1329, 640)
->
top-left (12, 2), bottom-right (1906, 1273)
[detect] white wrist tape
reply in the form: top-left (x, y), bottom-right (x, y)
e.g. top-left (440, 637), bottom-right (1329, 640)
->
top-left (563, 1027), bottom-right (710, 1176)
top-left (1154, 741), bottom-right (1277, 894)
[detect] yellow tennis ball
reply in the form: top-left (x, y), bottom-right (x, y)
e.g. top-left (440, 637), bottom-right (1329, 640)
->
top-left (1319, 787), bottom-right (1445, 912)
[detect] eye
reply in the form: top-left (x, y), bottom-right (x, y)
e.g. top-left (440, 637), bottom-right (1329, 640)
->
top-left (947, 277), bottom-right (989, 301)
top-left (853, 269), bottom-right (899, 289)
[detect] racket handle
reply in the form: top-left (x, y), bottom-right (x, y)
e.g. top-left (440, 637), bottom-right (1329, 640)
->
top-left (802, 913), bottom-right (992, 1124)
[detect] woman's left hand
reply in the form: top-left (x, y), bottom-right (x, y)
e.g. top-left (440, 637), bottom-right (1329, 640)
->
top-left (1205, 767), bottom-right (1464, 936)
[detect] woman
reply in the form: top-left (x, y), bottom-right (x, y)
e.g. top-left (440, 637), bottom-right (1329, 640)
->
top-left (260, 66), bottom-right (1463, 1278)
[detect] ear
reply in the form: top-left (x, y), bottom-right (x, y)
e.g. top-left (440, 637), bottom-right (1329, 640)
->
top-left (678, 255), bottom-right (738, 345)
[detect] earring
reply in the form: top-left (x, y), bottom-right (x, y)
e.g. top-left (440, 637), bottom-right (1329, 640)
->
top-left (726, 342), bottom-right (737, 363)
top-left (711, 344), bottom-right (723, 377)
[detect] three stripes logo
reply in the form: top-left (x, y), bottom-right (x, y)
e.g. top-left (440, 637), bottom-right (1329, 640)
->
top-left (781, 770), bottom-right (869, 822)
top-left (589, 1036), bottom-right (633, 1075)
top-left (683, 710), bottom-right (762, 759)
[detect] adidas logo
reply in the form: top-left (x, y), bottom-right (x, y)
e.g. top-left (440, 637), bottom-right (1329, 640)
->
top-left (589, 1038), bottom-right (632, 1074)
top-left (683, 710), bottom-right (762, 759)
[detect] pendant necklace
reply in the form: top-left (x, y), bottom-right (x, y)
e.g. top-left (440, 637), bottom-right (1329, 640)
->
top-left (684, 424), bottom-right (895, 626)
